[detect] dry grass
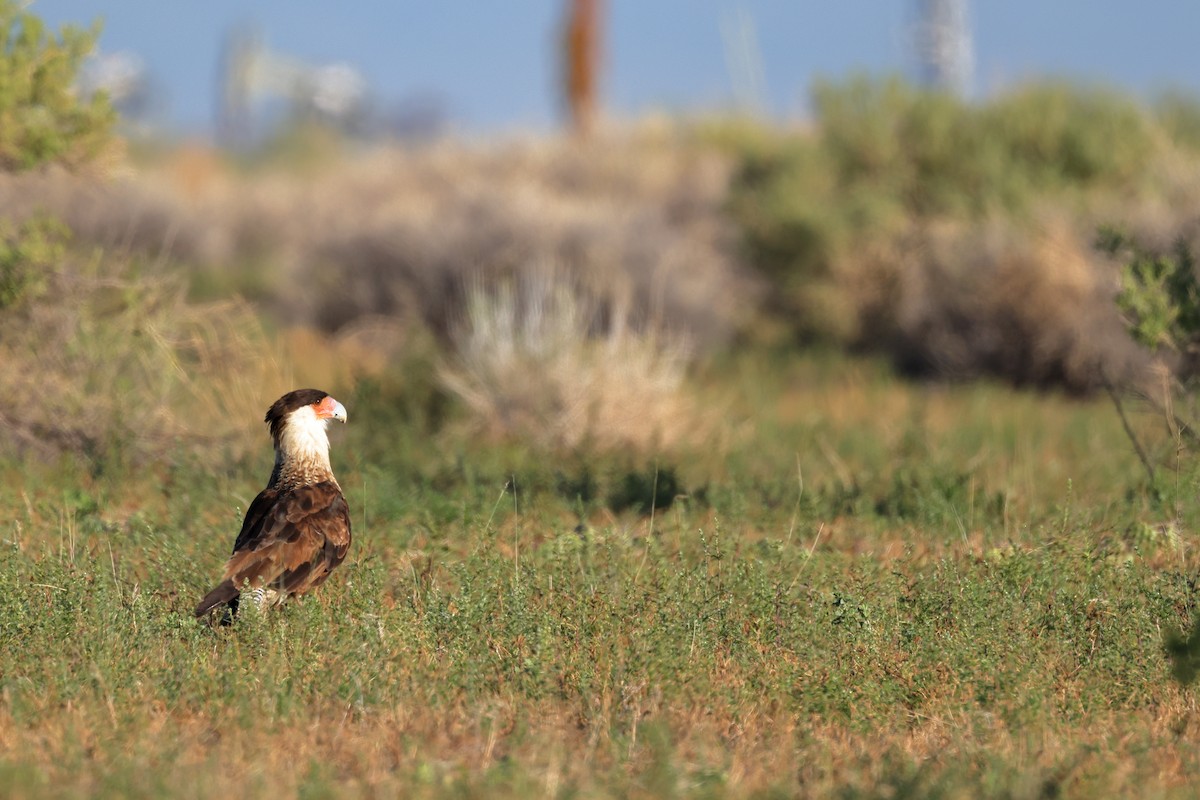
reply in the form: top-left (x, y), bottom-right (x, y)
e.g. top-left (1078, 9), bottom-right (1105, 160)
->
top-left (438, 271), bottom-right (700, 453)
top-left (0, 257), bottom-right (286, 470)
top-left (845, 215), bottom-right (1151, 392)
top-left (279, 316), bottom-right (413, 392)
top-left (0, 130), bottom-right (755, 472)
top-left (0, 132), bottom-right (756, 355)
top-left (7, 700), bottom-right (1199, 798)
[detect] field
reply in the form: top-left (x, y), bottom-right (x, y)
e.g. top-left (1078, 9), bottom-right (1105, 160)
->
top-left (4, 344), bottom-right (1200, 798)
top-left (6, 24), bottom-right (1200, 793)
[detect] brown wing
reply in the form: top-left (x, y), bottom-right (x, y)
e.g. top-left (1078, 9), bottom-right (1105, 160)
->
top-left (231, 486), bottom-right (280, 553)
top-left (193, 487), bottom-right (281, 617)
top-left (194, 481), bottom-right (351, 617)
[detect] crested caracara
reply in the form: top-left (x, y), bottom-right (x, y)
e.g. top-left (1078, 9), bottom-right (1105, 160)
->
top-left (194, 389), bottom-right (351, 621)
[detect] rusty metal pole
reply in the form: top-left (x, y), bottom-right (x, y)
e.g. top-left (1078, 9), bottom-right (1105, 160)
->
top-left (562, 0), bottom-right (601, 138)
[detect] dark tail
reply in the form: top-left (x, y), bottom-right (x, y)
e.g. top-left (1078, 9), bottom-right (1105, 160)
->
top-left (194, 578), bottom-right (240, 620)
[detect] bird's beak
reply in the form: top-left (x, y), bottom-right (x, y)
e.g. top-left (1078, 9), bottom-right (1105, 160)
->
top-left (317, 396), bottom-right (348, 423)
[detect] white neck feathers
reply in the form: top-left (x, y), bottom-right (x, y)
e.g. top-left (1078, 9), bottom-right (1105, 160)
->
top-left (272, 405), bottom-right (336, 487)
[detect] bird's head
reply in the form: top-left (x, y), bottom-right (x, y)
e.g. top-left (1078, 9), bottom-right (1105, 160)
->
top-left (265, 389), bottom-right (347, 454)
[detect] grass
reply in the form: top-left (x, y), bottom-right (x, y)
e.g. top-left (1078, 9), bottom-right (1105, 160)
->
top-left (438, 272), bottom-right (697, 453)
top-left (3, 350), bottom-right (1200, 798)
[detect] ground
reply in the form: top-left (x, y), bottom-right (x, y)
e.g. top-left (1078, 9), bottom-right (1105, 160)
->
top-left (2, 352), bottom-right (1199, 798)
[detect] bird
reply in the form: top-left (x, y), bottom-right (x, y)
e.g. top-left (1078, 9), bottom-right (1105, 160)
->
top-left (194, 388), bottom-right (351, 622)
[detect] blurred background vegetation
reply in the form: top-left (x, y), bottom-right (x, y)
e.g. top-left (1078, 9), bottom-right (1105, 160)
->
top-left (10, 0), bottom-right (1200, 480)
top-left (6, 0), bottom-right (1200, 529)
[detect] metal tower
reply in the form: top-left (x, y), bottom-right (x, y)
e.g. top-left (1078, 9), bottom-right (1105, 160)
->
top-left (915, 0), bottom-right (973, 96)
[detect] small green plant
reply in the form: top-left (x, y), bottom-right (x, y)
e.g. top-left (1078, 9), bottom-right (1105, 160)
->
top-left (0, 0), bottom-right (115, 171)
top-left (0, 215), bottom-right (66, 308)
top-left (1098, 227), bottom-right (1200, 482)
top-left (1101, 227), bottom-right (1200, 356)
top-left (1166, 617), bottom-right (1200, 686)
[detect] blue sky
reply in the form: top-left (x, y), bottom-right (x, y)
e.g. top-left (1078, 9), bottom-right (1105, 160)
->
top-left (29, 1), bottom-right (1200, 137)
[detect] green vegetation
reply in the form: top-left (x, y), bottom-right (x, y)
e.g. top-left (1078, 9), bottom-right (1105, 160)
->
top-left (721, 78), bottom-right (1155, 308)
top-left (4, 353), bottom-right (1200, 798)
top-left (1104, 228), bottom-right (1200, 366)
top-left (1095, 228), bottom-right (1200, 488)
top-left (0, 0), bottom-right (114, 170)
top-left (710, 77), bottom-right (1191, 393)
top-left (0, 215), bottom-right (64, 309)
top-left (727, 78), bottom-right (1153, 282)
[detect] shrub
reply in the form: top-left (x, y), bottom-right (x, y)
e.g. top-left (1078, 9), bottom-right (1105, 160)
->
top-left (982, 83), bottom-right (1154, 191)
top-left (1102, 229), bottom-right (1200, 360)
top-left (723, 79), bottom-right (1159, 319)
top-left (0, 135), bottom-right (757, 355)
top-left (297, 138), bottom-right (753, 354)
top-left (1092, 228), bottom-right (1200, 480)
top-left (0, 221), bottom-right (283, 473)
top-left (0, 0), bottom-right (116, 171)
top-left (858, 218), bottom-right (1147, 392)
top-left (437, 271), bottom-right (700, 454)
top-left (717, 77), bottom-right (1166, 387)
top-left (0, 214), bottom-right (62, 308)
top-left (1154, 91), bottom-right (1200, 154)
top-left (811, 76), bottom-right (996, 218)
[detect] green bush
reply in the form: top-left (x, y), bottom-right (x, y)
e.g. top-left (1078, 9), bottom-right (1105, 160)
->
top-left (0, 215), bottom-right (64, 308)
top-left (812, 76), bottom-right (995, 218)
top-left (714, 76), bottom-right (1167, 385)
top-left (723, 77), bottom-right (1158, 305)
top-left (0, 0), bottom-right (115, 170)
top-left (1096, 227), bottom-right (1200, 481)
top-left (1101, 227), bottom-right (1200, 358)
top-left (984, 84), bottom-right (1153, 190)
top-left (1155, 90), bottom-right (1200, 153)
